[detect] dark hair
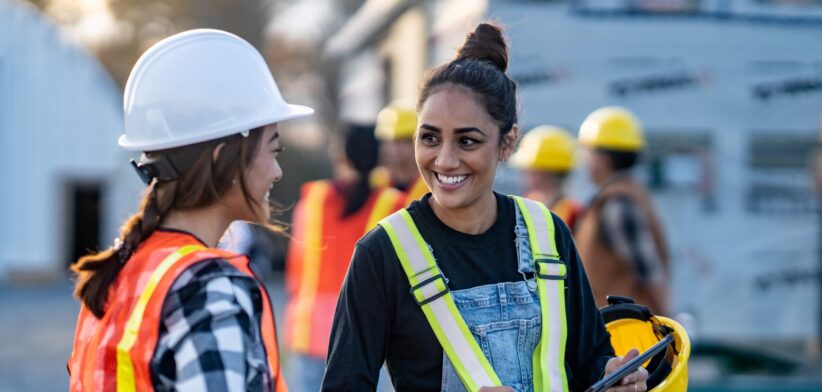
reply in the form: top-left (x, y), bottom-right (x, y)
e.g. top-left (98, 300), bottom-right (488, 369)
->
top-left (72, 128), bottom-right (267, 318)
top-left (600, 149), bottom-right (640, 171)
top-left (340, 123), bottom-right (379, 217)
top-left (418, 22), bottom-right (517, 145)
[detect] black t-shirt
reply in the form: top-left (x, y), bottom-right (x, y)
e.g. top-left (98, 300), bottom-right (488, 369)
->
top-left (322, 193), bottom-right (614, 391)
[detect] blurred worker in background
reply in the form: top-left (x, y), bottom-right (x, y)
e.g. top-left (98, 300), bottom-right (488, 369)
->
top-left (510, 125), bottom-right (585, 231)
top-left (283, 123), bottom-right (402, 391)
top-left (68, 29), bottom-right (311, 391)
top-left (373, 102), bottom-right (429, 206)
top-left (575, 107), bottom-right (670, 315)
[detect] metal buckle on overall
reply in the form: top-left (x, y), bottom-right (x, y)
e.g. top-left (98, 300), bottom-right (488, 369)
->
top-left (535, 257), bottom-right (567, 280)
top-left (410, 274), bottom-right (450, 306)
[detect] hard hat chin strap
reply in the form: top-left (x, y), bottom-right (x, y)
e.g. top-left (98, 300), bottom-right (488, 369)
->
top-left (130, 154), bottom-right (180, 185)
top-left (129, 132), bottom-right (241, 185)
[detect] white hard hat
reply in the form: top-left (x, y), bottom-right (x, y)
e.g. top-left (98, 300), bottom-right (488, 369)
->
top-left (119, 29), bottom-right (313, 151)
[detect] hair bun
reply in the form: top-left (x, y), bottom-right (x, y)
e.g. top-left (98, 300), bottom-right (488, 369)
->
top-left (455, 22), bottom-right (509, 73)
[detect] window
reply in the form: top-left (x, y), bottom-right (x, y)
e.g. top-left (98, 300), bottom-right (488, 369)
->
top-left (746, 133), bottom-right (818, 214)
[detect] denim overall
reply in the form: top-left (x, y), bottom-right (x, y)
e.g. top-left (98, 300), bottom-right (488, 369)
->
top-left (440, 205), bottom-right (544, 392)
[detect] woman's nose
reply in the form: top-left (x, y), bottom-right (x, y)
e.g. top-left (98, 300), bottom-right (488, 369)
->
top-left (434, 144), bottom-right (460, 170)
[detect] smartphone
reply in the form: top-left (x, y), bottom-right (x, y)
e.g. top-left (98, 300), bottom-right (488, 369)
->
top-left (585, 334), bottom-right (675, 392)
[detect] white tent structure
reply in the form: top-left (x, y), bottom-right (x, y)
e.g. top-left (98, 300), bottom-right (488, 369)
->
top-left (0, 0), bottom-right (141, 281)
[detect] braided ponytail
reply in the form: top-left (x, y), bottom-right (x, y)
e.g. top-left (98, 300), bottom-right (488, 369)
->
top-left (72, 180), bottom-right (177, 318)
top-left (72, 127), bottom-right (269, 318)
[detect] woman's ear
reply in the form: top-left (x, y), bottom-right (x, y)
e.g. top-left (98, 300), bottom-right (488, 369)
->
top-left (500, 124), bottom-right (519, 161)
top-left (212, 142), bottom-right (227, 163)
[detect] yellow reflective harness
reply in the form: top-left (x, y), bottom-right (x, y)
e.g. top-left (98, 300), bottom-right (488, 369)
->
top-left (378, 196), bottom-right (568, 392)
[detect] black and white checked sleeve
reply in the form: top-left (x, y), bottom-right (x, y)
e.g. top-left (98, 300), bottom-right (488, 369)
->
top-left (151, 258), bottom-right (271, 392)
top-left (599, 196), bottom-right (665, 284)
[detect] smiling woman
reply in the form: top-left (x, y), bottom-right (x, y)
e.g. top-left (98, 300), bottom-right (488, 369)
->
top-left (68, 29), bottom-right (312, 391)
top-left (323, 23), bottom-right (649, 392)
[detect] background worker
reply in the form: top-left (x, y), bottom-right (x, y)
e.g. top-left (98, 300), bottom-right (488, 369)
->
top-left (574, 106), bottom-right (670, 315)
top-left (374, 102), bottom-right (429, 205)
top-left (323, 23), bottom-right (647, 392)
top-left (283, 123), bottom-right (401, 391)
top-left (509, 125), bottom-right (585, 231)
top-left (68, 29), bottom-right (312, 391)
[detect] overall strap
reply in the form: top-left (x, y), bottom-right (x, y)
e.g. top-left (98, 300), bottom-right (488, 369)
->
top-left (379, 210), bottom-right (501, 392)
top-left (512, 196), bottom-right (569, 392)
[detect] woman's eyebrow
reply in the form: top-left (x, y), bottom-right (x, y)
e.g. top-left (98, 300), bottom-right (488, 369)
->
top-left (454, 127), bottom-right (485, 136)
top-left (420, 124), bottom-right (440, 132)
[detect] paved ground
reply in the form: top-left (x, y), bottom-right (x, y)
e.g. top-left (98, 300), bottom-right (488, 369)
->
top-left (0, 274), bottom-right (288, 391)
top-left (0, 279), bottom-right (78, 391)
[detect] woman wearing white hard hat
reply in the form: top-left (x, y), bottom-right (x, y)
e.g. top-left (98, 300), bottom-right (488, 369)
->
top-left (68, 29), bottom-right (311, 391)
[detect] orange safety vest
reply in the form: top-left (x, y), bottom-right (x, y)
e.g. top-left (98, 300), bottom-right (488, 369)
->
top-left (284, 181), bottom-right (402, 357)
top-left (68, 231), bottom-right (287, 392)
top-left (524, 192), bottom-right (584, 232)
top-left (401, 176), bottom-right (429, 207)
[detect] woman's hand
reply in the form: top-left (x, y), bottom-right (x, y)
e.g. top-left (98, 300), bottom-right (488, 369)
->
top-left (478, 387), bottom-right (515, 392)
top-left (603, 348), bottom-right (649, 392)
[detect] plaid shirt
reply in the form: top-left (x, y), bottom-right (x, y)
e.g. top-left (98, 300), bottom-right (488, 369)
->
top-left (600, 196), bottom-right (665, 284)
top-left (150, 258), bottom-right (271, 391)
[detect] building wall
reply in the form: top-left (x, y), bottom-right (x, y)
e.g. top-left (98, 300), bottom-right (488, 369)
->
top-left (490, 1), bottom-right (822, 341)
top-left (0, 0), bottom-right (140, 279)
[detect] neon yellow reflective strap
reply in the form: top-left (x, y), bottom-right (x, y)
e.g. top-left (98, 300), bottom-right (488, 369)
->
top-left (380, 210), bottom-right (501, 392)
top-left (513, 196), bottom-right (569, 392)
top-left (116, 244), bottom-right (204, 392)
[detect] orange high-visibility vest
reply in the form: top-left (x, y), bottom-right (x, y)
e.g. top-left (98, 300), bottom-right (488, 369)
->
top-left (524, 192), bottom-right (584, 232)
top-left (401, 176), bottom-right (428, 207)
top-left (285, 181), bottom-right (402, 357)
top-left (68, 231), bottom-right (287, 392)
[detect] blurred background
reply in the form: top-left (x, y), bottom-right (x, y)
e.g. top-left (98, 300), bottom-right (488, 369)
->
top-left (2, 0), bottom-right (822, 390)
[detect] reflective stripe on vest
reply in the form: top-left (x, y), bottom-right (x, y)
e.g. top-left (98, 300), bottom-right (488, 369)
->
top-left (404, 176), bottom-right (429, 206)
top-left (116, 244), bottom-right (204, 392)
top-left (70, 231), bottom-right (286, 392)
top-left (291, 181), bottom-right (331, 351)
top-left (513, 196), bottom-right (568, 392)
top-left (379, 197), bottom-right (568, 392)
top-left (292, 183), bottom-right (401, 351)
top-left (366, 187), bottom-right (403, 231)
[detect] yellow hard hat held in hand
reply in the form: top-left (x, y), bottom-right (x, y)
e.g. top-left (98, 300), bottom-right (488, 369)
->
top-left (601, 296), bottom-right (690, 392)
top-left (509, 125), bottom-right (576, 172)
top-left (579, 106), bottom-right (645, 152)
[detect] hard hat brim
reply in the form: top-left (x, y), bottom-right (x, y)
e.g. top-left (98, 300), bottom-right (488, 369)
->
top-left (118, 103), bottom-right (314, 152)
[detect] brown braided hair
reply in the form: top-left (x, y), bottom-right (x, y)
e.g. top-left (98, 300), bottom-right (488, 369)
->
top-left (72, 128), bottom-right (268, 318)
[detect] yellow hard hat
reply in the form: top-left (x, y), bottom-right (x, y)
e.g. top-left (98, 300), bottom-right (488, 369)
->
top-left (579, 107), bottom-right (645, 152)
top-left (510, 126), bottom-right (575, 172)
top-left (375, 102), bottom-right (417, 141)
top-left (601, 296), bottom-right (690, 392)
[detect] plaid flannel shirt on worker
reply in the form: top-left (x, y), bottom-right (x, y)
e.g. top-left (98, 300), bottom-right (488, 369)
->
top-left (150, 258), bottom-right (271, 391)
top-left (600, 196), bottom-right (665, 284)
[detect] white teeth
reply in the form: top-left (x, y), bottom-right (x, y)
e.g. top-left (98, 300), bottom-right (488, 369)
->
top-left (437, 173), bottom-right (467, 185)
